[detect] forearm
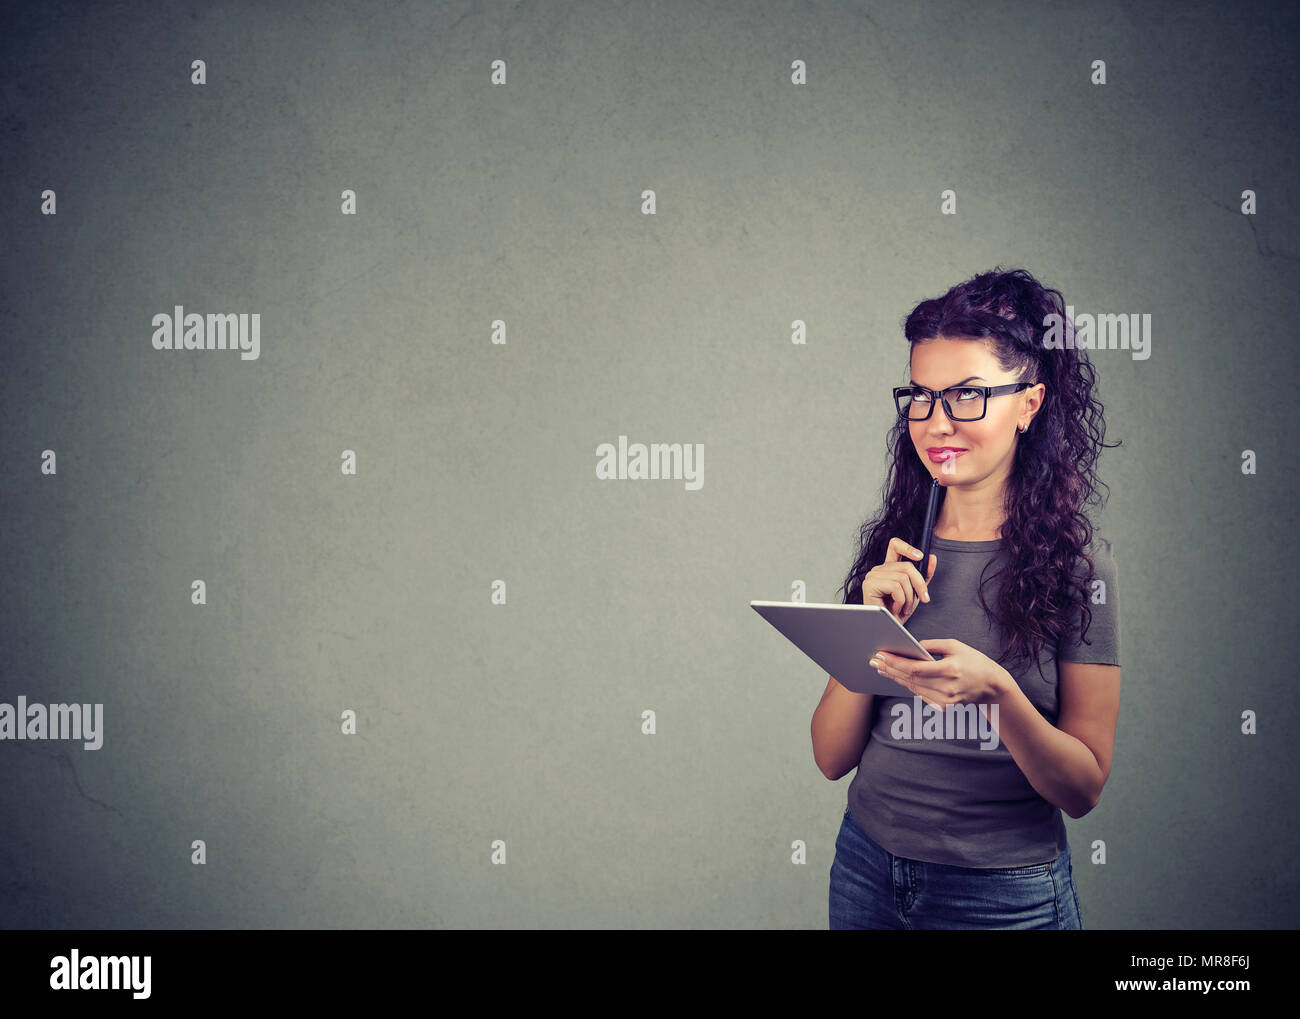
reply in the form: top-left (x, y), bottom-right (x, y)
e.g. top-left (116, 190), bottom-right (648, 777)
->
top-left (812, 685), bottom-right (875, 780)
top-left (990, 670), bottom-right (1104, 818)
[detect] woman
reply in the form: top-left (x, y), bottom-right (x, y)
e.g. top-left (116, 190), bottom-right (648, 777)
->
top-left (812, 267), bottom-right (1122, 929)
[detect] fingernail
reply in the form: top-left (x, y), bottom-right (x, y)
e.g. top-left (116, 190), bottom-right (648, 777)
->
top-left (868, 658), bottom-right (881, 669)
top-left (922, 592), bottom-right (930, 602)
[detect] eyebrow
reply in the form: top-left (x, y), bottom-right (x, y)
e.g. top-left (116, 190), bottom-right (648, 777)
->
top-left (908, 375), bottom-right (986, 388)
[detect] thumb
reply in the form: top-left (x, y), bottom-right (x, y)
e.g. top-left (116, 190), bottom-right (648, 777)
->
top-left (918, 638), bottom-right (957, 658)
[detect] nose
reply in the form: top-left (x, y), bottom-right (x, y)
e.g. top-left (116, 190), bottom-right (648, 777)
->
top-left (924, 398), bottom-right (957, 433)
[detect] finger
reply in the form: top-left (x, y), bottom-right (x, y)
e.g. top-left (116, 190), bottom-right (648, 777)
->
top-left (925, 553), bottom-right (938, 582)
top-left (885, 537), bottom-right (910, 564)
top-left (878, 578), bottom-right (898, 618)
top-left (870, 653), bottom-right (907, 686)
top-left (882, 660), bottom-right (944, 706)
top-left (897, 574), bottom-right (917, 617)
top-left (900, 561), bottom-right (930, 604)
top-left (886, 537), bottom-right (925, 567)
top-left (906, 675), bottom-right (948, 702)
top-left (888, 670), bottom-right (942, 709)
top-left (893, 658), bottom-right (950, 681)
top-left (874, 651), bottom-right (917, 683)
top-left (890, 579), bottom-right (911, 618)
top-left (880, 649), bottom-right (948, 681)
top-left (874, 652), bottom-right (916, 690)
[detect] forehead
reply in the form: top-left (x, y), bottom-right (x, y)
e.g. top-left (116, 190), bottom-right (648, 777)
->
top-left (909, 337), bottom-right (1006, 386)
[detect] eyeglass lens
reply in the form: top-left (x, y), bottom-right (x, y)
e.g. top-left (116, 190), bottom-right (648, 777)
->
top-left (898, 386), bottom-right (986, 420)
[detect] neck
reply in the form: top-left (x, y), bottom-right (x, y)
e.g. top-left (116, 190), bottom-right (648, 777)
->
top-left (933, 482), bottom-right (1007, 540)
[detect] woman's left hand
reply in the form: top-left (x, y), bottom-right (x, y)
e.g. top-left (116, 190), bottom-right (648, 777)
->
top-left (868, 639), bottom-right (1009, 709)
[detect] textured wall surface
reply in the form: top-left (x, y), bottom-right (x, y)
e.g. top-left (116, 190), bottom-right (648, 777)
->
top-left (1, 0), bottom-right (1297, 929)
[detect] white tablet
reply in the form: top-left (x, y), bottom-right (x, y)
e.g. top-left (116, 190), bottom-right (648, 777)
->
top-left (750, 600), bottom-right (938, 696)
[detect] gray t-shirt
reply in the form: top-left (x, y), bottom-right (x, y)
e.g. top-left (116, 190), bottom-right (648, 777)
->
top-left (846, 534), bottom-right (1121, 868)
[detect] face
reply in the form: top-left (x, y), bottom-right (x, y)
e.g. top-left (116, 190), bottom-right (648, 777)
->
top-left (906, 337), bottom-right (1043, 488)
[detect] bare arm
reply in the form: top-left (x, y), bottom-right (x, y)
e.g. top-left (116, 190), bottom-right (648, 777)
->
top-left (811, 675), bottom-right (875, 780)
top-left (991, 661), bottom-right (1121, 818)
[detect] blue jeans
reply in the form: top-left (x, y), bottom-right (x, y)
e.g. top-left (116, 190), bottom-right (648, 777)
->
top-left (829, 807), bottom-right (1083, 929)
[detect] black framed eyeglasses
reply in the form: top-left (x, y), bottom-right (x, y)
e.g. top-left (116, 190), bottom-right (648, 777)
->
top-left (893, 382), bottom-right (1033, 422)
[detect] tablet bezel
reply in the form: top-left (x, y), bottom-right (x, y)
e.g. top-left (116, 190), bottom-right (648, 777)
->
top-left (750, 600), bottom-right (938, 697)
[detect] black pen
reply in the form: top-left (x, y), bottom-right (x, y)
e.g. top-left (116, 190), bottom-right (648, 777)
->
top-left (916, 476), bottom-right (940, 588)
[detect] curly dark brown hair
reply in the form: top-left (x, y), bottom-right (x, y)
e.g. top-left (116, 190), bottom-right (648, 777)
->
top-left (838, 267), bottom-right (1122, 679)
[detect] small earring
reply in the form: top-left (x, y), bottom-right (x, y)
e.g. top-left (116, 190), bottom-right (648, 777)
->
top-left (1018, 423), bottom-right (1027, 433)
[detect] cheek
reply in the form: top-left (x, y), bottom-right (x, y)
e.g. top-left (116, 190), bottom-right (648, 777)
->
top-left (970, 410), bottom-right (1010, 437)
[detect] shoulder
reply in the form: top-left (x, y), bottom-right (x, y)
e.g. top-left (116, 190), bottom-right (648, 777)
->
top-left (1074, 536), bottom-right (1117, 579)
top-left (1065, 536), bottom-right (1119, 617)
top-left (1086, 535), bottom-right (1115, 560)
top-left (1059, 535), bottom-right (1122, 660)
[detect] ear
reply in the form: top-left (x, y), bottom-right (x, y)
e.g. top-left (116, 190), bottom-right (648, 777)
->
top-left (1023, 382), bottom-right (1045, 424)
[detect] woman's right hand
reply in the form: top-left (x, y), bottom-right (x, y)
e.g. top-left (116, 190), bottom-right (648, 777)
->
top-left (861, 537), bottom-right (937, 624)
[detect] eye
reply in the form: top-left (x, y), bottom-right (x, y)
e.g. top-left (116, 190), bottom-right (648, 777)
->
top-left (953, 387), bottom-right (981, 401)
top-left (910, 387), bottom-right (932, 402)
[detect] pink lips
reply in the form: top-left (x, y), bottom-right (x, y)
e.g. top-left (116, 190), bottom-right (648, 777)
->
top-left (927, 448), bottom-right (967, 463)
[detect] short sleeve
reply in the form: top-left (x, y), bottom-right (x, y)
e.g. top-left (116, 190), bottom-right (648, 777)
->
top-left (1058, 538), bottom-right (1121, 665)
